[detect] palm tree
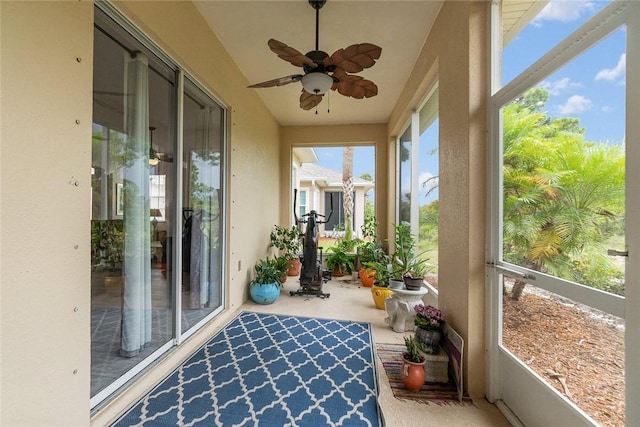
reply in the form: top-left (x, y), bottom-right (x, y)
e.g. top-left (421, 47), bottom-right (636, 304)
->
top-left (342, 146), bottom-right (354, 241)
top-left (502, 88), bottom-right (624, 299)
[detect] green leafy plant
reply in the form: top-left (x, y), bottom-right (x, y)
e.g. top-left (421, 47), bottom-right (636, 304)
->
top-left (325, 245), bottom-right (355, 274)
top-left (403, 335), bottom-right (426, 363)
top-left (91, 220), bottom-right (124, 271)
top-left (392, 222), bottom-right (431, 279)
top-left (270, 225), bottom-right (301, 260)
top-left (363, 255), bottom-right (392, 287)
top-left (252, 257), bottom-right (288, 287)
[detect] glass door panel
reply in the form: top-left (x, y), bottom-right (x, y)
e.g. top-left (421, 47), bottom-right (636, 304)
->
top-left (398, 126), bottom-right (412, 223)
top-left (418, 88), bottom-right (439, 284)
top-left (91, 17), bottom-right (176, 398)
top-left (180, 78), bottom-right (224, 334)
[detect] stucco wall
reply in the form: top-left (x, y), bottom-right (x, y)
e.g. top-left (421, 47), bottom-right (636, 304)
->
top-left (1, 1), bottom-right (281, 425)
top-left (1, 2), bottom-right (94, 425)
top-left (386, 1), bottom-right (489, 398)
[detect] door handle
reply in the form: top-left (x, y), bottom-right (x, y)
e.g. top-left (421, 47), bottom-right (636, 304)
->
top-left (607, 249), bottom-right (629, 257)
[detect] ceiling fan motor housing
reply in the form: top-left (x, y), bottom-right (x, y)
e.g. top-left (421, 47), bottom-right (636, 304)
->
top-left (303, 50), bottom-right (334, 73)
top-left (308, 0), bottom-right (327, 10)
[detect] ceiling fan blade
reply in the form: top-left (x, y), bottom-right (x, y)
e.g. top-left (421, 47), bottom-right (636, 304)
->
top-left (300, 90), bottom-right (324, 111)
top-left (268, 39), bottom-right (317, 69)
top-left (325, 43), bottom-right (382, 74)
top-left (248, 74), bottom-right (303, 88)
top-left (333, 75), bottom-right (378, 99)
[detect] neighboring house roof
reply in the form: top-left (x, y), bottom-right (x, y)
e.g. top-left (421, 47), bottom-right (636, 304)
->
top-left (299, 163), bottom-right (374, 191)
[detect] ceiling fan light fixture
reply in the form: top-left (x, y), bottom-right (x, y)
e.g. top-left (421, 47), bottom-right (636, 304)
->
top-left (301, 72), bottom-right (333, 95)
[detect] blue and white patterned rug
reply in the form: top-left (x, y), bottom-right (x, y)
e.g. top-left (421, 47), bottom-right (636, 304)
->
top-left (113, 311), bottom-right (382, 426)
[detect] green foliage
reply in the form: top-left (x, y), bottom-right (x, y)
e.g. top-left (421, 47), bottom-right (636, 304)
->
top-left (503, 87), bottom-right (625, 296)
top-left (358, 217), bottom-right (388, 267)
top-left (252, 257), bottom-right (288, 286)
top-left (326, 238), bottom-right (358, 273)
top-left (361, 215), bottom-right (378, 240)
top-left (91, 220), bottom-right (124, 270)
top-left (270, 225), bottom-right (301, 260)
top-left (403, 335), bottom-right (425, 363)
top-left (392, 222), bottom-right (431, 279)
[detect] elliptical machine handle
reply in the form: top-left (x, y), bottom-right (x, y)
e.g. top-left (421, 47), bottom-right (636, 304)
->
top-left (293, 188), bottom-right (300, 223)
top-left (324, 192), bottom-right (334, 224)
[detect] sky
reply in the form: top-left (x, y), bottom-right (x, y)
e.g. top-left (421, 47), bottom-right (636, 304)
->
top-left (312, 0), bottom-right (624, 207)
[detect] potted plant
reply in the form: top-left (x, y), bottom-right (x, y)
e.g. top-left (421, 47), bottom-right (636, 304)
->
top-left (274, 255), bottom-right (290, 284)
top-left (414, 304), bottom-right (445, 354)
top-left (391, 222), bottom-right (431, 290)
top-left (249, 257), bottom-right (288, 305)
top-left (402, 335), bottom-right (426, 391)
top-left (362, 258), bottom-right (395, 309)
top-left (270, 225), bottom-right (302, 276)
top-left (325, 245), bottom-right (354, 277)
top-left (92, 220), bottom-right (125, 296)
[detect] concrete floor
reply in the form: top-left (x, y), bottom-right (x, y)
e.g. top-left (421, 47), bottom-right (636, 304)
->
top-left (245, 275), bottom-right (512, 427)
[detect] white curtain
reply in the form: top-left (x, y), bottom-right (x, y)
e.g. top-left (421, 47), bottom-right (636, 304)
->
top-left (120, 52), bottom-right (152, 357)
top-left (188, 106), bottom-right (219, 308)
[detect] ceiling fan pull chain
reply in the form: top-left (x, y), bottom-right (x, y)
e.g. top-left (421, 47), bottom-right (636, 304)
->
top-left (327, 91), bottom-right (330, 114)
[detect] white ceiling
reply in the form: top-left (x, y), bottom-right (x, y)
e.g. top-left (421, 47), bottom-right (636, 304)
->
top-left (194, 0), bottom-right (542, 127)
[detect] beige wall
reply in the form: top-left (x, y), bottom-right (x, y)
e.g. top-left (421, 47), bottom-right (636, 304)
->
top-left (1, 2), bottom-right (93, 425)
top-left (1, 1), bottom-right (281, 425)
top-left (386, 1), bottom-right (489, 397)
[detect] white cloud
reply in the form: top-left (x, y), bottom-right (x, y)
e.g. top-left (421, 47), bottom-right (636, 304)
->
top-left (540, 77), bottom-right (582, 96)
top-left (419, 171), bottom-right (438, 199)
top-left (399, 172), bottom-right (439, 201)
top-left (558, 95), bottom-right (592, 114)
top-left (533, 0), bottom-right (595, 25)
top-left (595, 54), bottom-right (626, 82)
top-left (601, 105), bottom-right (615, 113)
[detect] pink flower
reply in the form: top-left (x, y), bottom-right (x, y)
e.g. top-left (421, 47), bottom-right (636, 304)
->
top-left (414, 304), bottom-right (444, 330)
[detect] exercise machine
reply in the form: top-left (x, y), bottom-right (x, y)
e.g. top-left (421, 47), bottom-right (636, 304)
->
top-left (290, 190), bottom-right (333, 298)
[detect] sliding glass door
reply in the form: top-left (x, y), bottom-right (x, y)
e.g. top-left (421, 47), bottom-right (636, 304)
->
top-left (90, 5), bottom-right (225, 406)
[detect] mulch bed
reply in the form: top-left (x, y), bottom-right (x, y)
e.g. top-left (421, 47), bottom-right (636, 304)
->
top-left (503, 288), bottom-right (625, 427)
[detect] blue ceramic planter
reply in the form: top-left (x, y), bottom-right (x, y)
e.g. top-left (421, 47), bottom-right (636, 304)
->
top-left (250, 282), bottom-right (281, 305)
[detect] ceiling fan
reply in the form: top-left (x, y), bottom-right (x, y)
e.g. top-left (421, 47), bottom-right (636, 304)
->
top-left (248, 0), bottom-right (382, 111)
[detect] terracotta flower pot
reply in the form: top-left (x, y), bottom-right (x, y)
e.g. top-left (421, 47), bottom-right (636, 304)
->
top-left (332, 266), bottom-right (345, 277)
top-left (287, 258), bottom-right (301, 276)
top-left (401, 354), bottom-right (426, 391)
top-left (360, 267), bottom-right (376, 287)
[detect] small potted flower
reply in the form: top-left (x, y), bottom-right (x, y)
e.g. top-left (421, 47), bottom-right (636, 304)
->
top-left (401, 335), bottom-right (426, 391)
top-left (414, 304), bottom-right (445, 354)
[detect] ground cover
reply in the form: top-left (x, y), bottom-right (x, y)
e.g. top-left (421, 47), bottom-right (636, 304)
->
top-left (502, 288), bottom-right (625, 427)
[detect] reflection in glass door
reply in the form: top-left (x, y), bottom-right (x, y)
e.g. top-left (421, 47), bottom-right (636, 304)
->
top-left (90, 5), bottom-right (226, 406)
top-left (91, 13), bottom-right (176, 401)
top-left (180, 78), bottom-right (225, 335)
